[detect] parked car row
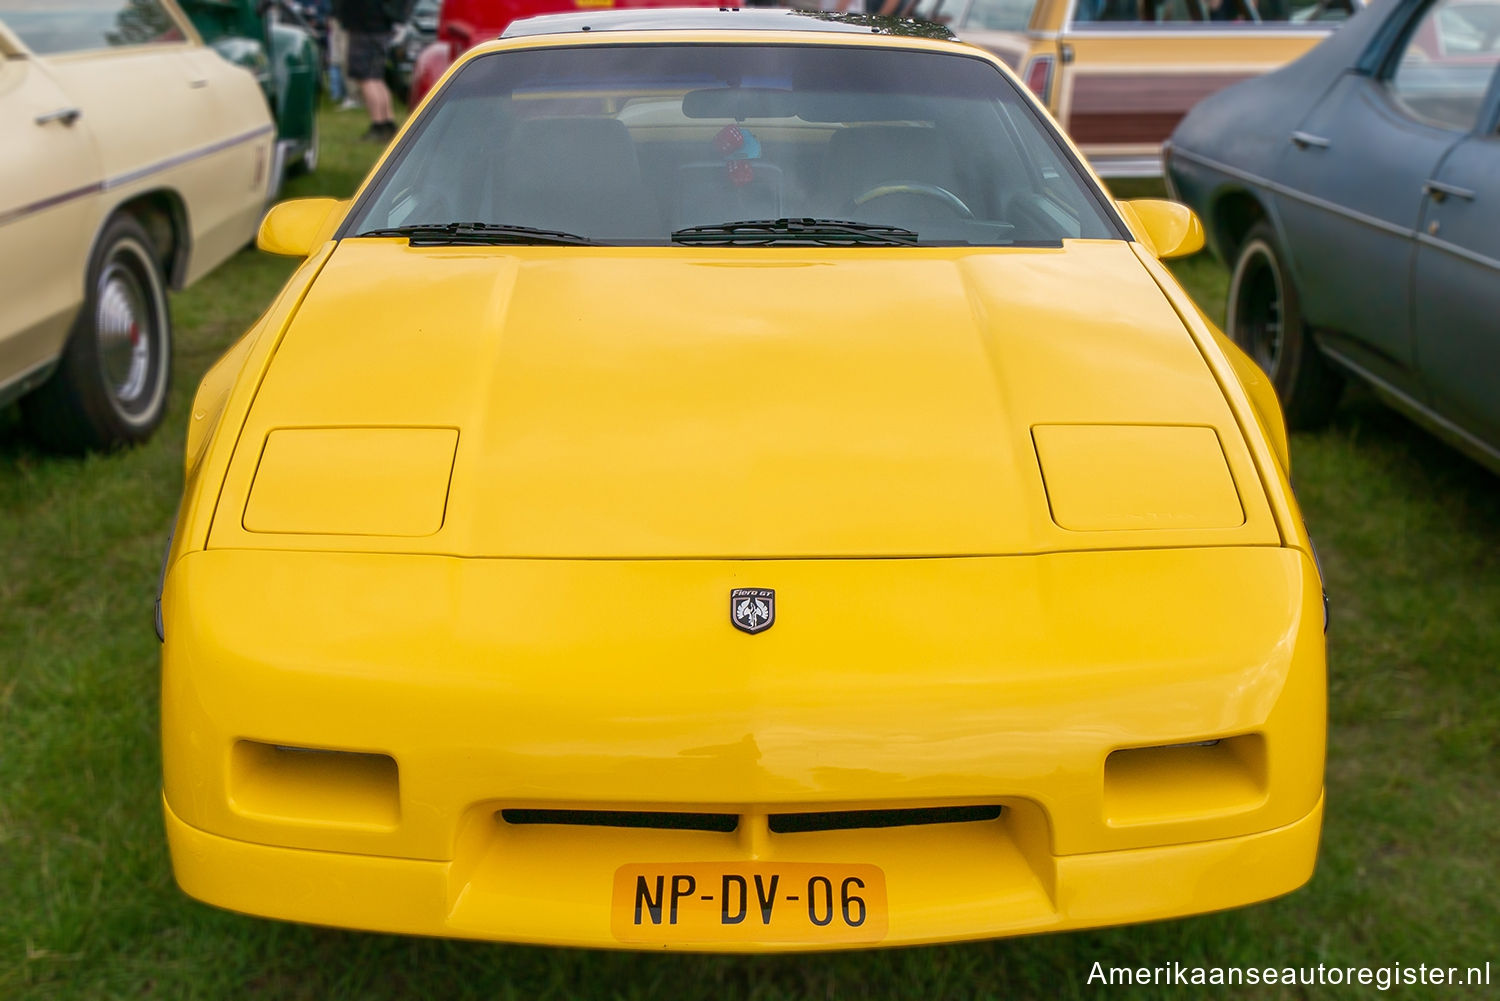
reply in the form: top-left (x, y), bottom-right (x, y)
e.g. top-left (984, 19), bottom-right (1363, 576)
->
top-left (5, 0), bottom-right (1496, 477)
top-left (0, 0), bottom-right (1490, 964)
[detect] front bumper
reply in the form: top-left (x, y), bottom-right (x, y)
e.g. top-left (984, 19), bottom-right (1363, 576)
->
top-left (166, 791), bottom-right (1323, 950)
top-left (162, 545), bottom-right (1325, 947)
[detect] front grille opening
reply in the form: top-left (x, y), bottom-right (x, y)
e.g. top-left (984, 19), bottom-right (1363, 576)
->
top-left (500, 809), bottom-right (738, 833)
top-left (769, 804), bottom-right (1003, 834)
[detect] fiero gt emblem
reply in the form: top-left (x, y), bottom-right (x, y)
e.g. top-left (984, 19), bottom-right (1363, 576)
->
top-left (730, 588), bottom-right (775, 635)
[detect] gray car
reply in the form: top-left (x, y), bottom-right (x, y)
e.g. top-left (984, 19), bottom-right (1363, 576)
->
top-left (1166, 0), bottom-right (1500, 472)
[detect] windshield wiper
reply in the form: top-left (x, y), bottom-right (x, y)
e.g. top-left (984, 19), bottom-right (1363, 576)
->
top-left (357, 222), bottom-right (595, 246)
top-left (671, 218), bottom-right (918, 246)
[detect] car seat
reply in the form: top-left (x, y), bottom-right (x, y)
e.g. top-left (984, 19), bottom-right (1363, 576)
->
top-left (493, 117), bottom-right (661, 239)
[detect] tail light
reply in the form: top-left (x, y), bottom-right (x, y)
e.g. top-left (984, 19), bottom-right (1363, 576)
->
top-left (1021, 55), bottom-right (1055, 106)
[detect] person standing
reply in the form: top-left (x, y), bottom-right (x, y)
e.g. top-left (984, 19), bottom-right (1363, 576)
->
top-left (334, 0), bottom-right (397, 141)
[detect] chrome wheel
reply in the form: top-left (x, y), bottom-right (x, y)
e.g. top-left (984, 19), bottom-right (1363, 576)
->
top-left (96, 257), bottom-right (155, 412)
top-left (91, 235), bottom-right (168, 427)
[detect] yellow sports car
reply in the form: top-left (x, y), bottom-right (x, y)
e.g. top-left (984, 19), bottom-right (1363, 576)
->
top-left (160, 8), bottom-right (1326, 951)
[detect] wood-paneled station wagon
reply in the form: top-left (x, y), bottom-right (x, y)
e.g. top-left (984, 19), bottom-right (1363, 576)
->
top-left (930, 0), bottom-right (1363, 176)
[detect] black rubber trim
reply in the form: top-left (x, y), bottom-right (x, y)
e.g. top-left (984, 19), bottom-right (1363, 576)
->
top-left (500, 809), bottom-right (738, 832)
top-left (768, 804), bottom-right (1003, 834)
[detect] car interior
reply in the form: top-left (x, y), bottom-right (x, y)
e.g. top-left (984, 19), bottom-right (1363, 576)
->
top-left (346, 42), bottom-right (1123, 246)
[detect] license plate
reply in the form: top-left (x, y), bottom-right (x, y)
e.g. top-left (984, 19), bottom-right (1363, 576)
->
top-left (611, 862), bottom-right (887, 945)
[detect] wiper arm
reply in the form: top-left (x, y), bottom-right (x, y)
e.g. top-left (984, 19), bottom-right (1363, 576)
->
top-left (357, 222), bottom-right (595, 246)
top-left (671, 218), bottom-right (918, 246)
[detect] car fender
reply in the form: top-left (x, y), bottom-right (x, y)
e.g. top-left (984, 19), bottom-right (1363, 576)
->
top-left (1211, 320), bottom-right (1292, 478)
top-left (1132, 244), bottom-right (1308, 554)
top-left (157, 240), bottom-right (336, 640)
top-left (184, 330), bottom-right (255, 481)
top-left (1167, 157), bottom-right (1313, 310)
top-left (98, 189), bottom-right (192, 290)
top-left (1206, 182), bottom-right (1330, 347)
top-left (171, 242), bottom-right (336, 570)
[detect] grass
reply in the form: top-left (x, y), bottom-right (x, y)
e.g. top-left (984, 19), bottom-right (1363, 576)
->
top-left (3, 109), bottom-right (1497, 999)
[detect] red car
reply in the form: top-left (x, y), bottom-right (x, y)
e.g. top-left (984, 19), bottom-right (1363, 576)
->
top-left (411, 0), bottom-right (723, 105)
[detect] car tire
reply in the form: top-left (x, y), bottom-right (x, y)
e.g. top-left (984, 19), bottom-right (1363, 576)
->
top-left (20, 215), bottom-right (173, 452)
top-left (1228, 222), bottom-right (1342, 430)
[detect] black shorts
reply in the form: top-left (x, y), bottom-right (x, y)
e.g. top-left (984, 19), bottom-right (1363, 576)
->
top-left (347, 31), bottom-right (387, 82)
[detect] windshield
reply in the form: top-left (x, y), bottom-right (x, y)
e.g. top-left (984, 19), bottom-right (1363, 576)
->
top-left (345, 43), bottom-right (1120, 247)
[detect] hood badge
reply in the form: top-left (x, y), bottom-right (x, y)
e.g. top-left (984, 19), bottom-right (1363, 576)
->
top-left (730, 588), bottom-right (775, 635)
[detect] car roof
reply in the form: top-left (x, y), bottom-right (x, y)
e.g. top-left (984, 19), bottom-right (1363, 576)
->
top-left (501, 9), bottom-right (956, 41)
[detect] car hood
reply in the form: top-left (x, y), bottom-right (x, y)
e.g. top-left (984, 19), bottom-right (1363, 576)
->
top-left (209, 239), bottom-right (1278, 558)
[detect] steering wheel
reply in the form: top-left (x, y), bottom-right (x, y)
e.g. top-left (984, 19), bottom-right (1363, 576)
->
top-left (852, 181), bottom-right (974, 219)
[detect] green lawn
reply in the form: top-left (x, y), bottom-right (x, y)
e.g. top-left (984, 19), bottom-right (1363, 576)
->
top-left (3, 110), bottom-right (1497, 999)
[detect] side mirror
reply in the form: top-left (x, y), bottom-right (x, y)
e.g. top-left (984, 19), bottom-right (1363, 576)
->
top-left (256, 197), bottom-right (347, 257)
top-left (1117, 199), bottom-right (1205, 260)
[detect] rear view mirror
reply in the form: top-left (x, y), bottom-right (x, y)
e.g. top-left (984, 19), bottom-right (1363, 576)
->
top-left (257, 198), bottom-right (347, 257)
top-left (1117, 199), bottom-right (1205, 260)
top-left (682, 87), bottom-right (797, 120)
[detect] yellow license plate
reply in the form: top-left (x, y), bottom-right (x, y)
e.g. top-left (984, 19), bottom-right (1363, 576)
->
top-left (611, 862), bottom-right (888, 945)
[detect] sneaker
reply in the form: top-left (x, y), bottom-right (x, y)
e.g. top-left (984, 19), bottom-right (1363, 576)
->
top-left (338, 97), bottom-right (361, 111)
top-left (360, 121), bottom-right (398, 143)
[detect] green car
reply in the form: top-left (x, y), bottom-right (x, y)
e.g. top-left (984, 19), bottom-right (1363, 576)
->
top-left (180, 0), bottom-right (321, 184)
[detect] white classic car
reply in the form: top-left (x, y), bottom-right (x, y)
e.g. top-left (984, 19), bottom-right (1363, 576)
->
top-left (0, 0), bottom-right (275, 451)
